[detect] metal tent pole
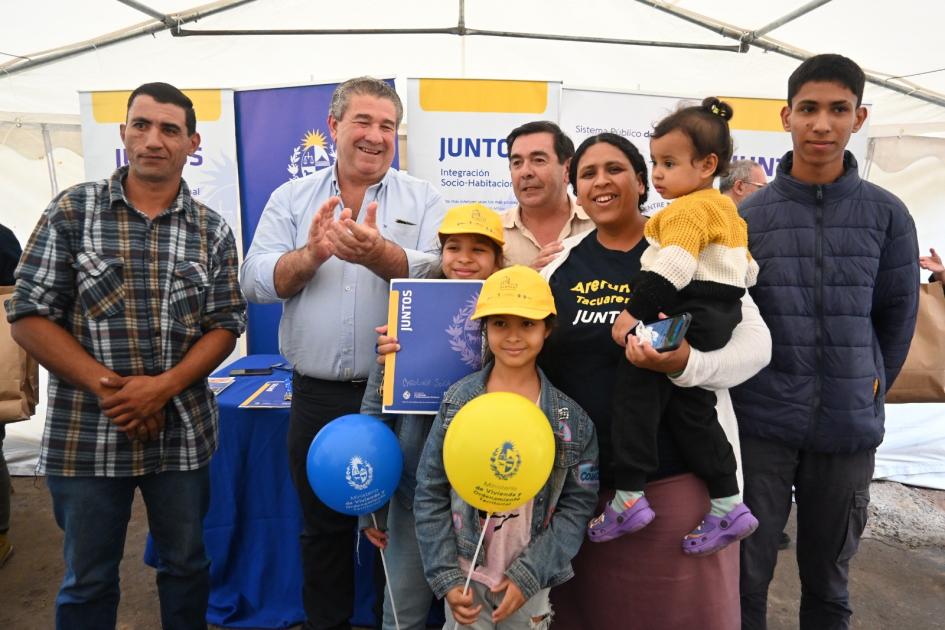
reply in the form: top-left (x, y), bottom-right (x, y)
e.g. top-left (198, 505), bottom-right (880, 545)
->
top-left (634, 0), bottom-right (945, 109)
top-left (0, 0), bottom-right (257, 77)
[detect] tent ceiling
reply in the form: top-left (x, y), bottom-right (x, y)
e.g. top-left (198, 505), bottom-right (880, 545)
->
top-left (2, 1), bottom-right (943, 125)
top-left (0, 122), bottom-right (82, 160)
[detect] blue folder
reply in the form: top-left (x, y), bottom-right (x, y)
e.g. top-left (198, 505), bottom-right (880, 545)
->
top-left (383, 279), bottom-right (484, 414)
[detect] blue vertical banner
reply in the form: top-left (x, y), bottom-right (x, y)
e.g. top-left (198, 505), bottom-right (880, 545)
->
top-left (234, 80), bottom-right (399, 354)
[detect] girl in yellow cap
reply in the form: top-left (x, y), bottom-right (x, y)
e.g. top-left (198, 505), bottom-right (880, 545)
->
top-left (413, 266), bottom-right (598, 629)
top-left (360, 203), bottom-right (505, 630)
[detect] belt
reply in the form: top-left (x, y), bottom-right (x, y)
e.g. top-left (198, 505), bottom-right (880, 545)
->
top-left (293, 371), bottom-right (368, 387)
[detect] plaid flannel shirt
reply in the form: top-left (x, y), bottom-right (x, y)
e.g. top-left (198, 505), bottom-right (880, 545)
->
top-left (5, 167), bottom-right (246, 476)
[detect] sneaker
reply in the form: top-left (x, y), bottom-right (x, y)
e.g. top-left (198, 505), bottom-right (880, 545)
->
top-left (0, 533), bottom-right (12, 568)
top-left (587, 497), bottom-right (655, 543)
top-left (682, 503), bottom-right (758, 556)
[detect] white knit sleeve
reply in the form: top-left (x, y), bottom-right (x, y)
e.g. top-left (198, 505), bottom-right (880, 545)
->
top-left (669, 292), bottom-right (771, 391)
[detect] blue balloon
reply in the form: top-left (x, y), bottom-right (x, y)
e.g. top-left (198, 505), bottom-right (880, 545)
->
top-left (306, 414), bottom-right (403, 516)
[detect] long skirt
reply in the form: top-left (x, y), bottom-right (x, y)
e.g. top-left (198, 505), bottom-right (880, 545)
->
top-left (550, 473), bottom-right (740, 630)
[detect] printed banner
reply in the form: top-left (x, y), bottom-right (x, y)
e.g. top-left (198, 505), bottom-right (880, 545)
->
top-left (407, 79), bottom-right (561, 212)
top-left (560, 88), bottom-right (870, 214)
top-left (233, 80), bottom-right (398, 354)
top-left (383, 279), bottom-right (484, 414)
top-left (79, 89), bottom-right (242, 244)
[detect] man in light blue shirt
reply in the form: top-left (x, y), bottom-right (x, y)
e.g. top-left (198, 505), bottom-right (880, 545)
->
top-left (241, 76), bottom-right (445, 630)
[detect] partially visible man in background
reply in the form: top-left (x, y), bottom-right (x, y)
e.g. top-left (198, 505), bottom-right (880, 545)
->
top-left (0, 221), bottom-right (22, 568)
top-left (720, 159), bottom-right (768, 206)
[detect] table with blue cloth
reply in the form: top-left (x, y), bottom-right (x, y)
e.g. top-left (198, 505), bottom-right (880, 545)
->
top-left (146, 354), bottom-right (379, 628)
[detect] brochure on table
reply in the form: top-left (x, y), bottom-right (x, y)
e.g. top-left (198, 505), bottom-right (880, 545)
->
top-left (239, 380), bottom-right (292, 409)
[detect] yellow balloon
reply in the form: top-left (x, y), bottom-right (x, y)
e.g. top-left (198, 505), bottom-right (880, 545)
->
top-left (443, 392), bottom-right (555, 512)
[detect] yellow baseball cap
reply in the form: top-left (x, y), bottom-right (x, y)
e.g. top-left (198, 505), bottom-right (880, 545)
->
top-left (438, 203), bottom-right (505, 247)
top-left (471, 265), bottom-right (557, 321)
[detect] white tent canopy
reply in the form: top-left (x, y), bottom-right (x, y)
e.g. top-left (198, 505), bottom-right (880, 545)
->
top-left (2, 1), bottom-right (944, 115)
top-left (2, 0), bottom-right (944, 484)
top-left (3, 1), bottom-right (943, 215)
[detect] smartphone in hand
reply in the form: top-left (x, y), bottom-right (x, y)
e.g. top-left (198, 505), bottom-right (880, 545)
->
top-left (639, 313), bottom-right (692, 353)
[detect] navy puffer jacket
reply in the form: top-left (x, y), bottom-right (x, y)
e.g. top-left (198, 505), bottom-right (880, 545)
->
top-left (732, 151), bottom-right (919, 453)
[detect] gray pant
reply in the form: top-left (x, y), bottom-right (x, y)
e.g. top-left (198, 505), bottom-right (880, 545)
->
top-left (739, 435), bottom-right (874, 630)
top-left (0, 424), bottom-right (9, 533)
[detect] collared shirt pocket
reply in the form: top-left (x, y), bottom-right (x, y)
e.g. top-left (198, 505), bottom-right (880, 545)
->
top-left (384, 219), bottom-right (421, 249)
top-left (73, 252), bottom-right (125, 320)
top-left (169, 260), bottom-right (209, 328)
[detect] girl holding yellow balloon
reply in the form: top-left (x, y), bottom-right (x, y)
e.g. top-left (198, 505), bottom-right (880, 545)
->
top-left (359, 203), bottom-right (507, 630)
top-left (413, 266), bottom-right (599, 629)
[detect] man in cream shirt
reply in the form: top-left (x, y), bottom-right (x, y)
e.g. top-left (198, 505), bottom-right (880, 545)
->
top-left (501, 121), bottom-right (593, 268)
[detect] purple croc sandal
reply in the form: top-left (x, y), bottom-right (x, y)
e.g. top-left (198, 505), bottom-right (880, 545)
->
top-left (587, 497), bottom-right (656, 543)
top-left (682, 503), bottom-right (759, 556)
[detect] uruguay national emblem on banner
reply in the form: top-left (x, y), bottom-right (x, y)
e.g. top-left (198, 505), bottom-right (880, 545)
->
top-left (446, 295), bottom-right (483, 369)
top-left (287, 129), bottom-right (336, 179)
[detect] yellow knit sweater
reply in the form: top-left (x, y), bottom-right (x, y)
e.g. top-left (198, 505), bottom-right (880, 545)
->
top-left (640, 188), bottom-right (758, 292)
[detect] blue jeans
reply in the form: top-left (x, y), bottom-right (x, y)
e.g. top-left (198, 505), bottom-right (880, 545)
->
top-left (47, 468), bottom-right (211, 630)
top-left (380, 496), bottom-right (437, 630)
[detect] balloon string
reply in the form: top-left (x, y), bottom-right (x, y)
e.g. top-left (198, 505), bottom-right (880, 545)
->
top-left (452, 512), bottom-right (491, 630)
top-left (372, 512), bottom-right (401, 630)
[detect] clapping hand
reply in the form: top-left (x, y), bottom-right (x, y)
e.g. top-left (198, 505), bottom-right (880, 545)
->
top-left (304, 196), bottom-right (338, 268)
top-left (327, 201), bottom-right (388, 266)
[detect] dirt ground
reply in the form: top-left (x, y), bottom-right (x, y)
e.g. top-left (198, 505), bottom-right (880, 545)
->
top-left (1, 477), bottom-right (943, 629)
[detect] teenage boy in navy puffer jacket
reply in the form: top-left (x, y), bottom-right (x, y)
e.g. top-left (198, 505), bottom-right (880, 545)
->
top-left (733, 54), bottom-right (919, 630)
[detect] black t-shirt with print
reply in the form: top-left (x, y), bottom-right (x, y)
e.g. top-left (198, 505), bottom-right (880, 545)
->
top-left (539, 230), bottom-right (685, 487)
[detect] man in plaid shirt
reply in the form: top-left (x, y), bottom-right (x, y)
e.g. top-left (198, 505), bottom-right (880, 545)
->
top-left (6, 82), bottom-right (245, 629)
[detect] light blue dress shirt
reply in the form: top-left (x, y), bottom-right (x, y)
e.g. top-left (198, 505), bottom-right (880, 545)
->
top-left (240, 166), bottom-right (446, 380)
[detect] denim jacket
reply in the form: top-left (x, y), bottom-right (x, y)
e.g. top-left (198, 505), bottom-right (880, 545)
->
top-left (414, 364), bottom-right (599, 600)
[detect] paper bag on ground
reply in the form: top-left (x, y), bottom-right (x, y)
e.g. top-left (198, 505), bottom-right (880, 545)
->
top-left (0, 285), bottom-right (39, 422)
top-left (886, 282), bottom-right (945, 403)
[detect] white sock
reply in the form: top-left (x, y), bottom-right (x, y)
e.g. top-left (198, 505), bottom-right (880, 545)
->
top-left (610, 489), bottom-right (644, 513)
top-left (709, 493), bottom-right (741, 517)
